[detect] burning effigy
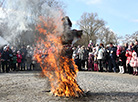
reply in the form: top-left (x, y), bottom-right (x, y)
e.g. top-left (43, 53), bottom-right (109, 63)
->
top-left (34, 16), bottom-right (83, 97)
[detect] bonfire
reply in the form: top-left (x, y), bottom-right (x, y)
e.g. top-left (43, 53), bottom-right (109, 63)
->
top-left (34, 16), bottom-right (83, 97)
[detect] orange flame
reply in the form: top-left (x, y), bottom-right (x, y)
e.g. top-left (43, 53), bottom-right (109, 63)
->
top-left (34, 16), bottom-right (83, 97)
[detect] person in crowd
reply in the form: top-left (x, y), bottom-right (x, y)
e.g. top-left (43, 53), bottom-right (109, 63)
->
top-left (134, 39), bottom-right (138, 74)
top-left (16, 51), bottom-right (22, 71)
top-left (102, 45), bottom-right (110, 72)
top-left (95, 44), bottom-right (99, 54)
top-left (1, 46), bottom-right (10, 73)
top-left (21, 52), bottom-right (26, 71)
top-left (88, 45), bottom-right (93, 53)
top-left (126, 45), bottom-right (134, 74)
top-left (30, 47), bottom-right (35, 70)
top-left (116, 45), bottom-right (125, 74)
top-left (77, 45), bottom-right (81, 71)
top-left (97, 43), bottom-right (105, 72)
top-left (88, 40), bottom-right (93, 48)
top-left (120, 46), bottom-right (127, 73)
top-left (72, 46), bottom-right (80, 69)
top-left (124, 43), bottom-right (128, 50)
top-left (116, 45), bottom-right (122, 57)
top-left (134, 39), bottom-right (138, 55)
top-left (12, 52), bottom-right (17, 71)
top-left (79, 45), bottom-right (88, 70)
top-left (0, 51), bottom-right (1, 72)
top-left (88, 53), bottom-right (93, 71)
top-left (88, 40), bottom-right (93, 52)
top-left (72, 46), bottom-right (79, 65)
top-left (93, 47), bottom-right (99, 71)
top-left (0, 46), bottom-right (2, 72)
top-left (7, 45), bottom-right (13, 71)
top-left (20, 45), bottom-right (27, 71)
top-left (77, 45), bottom-right (81, 53)
top-left (118, 58), bottom-right (124, 74)
top-left (130, 51), bottom-right (138, 75)
top-left (85, 47), bottom-right (89, 70)
top-left (31, 55), bottom-right (36, 70)
top-left (116, 45), bottom-right (122, 73)
top-left (108, 42), bottom-right (117, 72)
top-left (26, 45), bottom-right (33, 70)
top-left (130, 42), bottom-right (135, 50)
top-left (11, 46), bottom-right (17, 54)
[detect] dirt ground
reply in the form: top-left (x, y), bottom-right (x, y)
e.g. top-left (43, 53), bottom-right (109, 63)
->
top-left (0, 71), bottom-right (138, 102)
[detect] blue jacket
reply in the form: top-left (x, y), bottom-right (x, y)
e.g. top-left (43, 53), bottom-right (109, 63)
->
top-left (109, 46), bottom-right (117, 59)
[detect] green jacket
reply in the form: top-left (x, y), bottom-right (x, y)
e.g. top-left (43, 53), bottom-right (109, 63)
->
top-left (12, 56), bottom-right (17, 63)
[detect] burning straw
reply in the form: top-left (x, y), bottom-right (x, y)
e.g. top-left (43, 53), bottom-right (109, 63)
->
top-left (34, 16), bottom-right (84, 97)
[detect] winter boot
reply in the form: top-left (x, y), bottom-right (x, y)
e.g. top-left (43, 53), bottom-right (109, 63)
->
top-left (135, 72), bottom-right (137, 76)
top-left (133, 71), bottom-right (135, 75)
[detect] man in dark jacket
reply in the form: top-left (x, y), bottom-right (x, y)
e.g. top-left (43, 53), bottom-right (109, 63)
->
top-left (134, 39), bottom-right (138, 55)
top-left (134, 39), bottom-right (138, 73)
top-left (1, 46), bottom-right (10, 73)
top-left (20, 45), bottom-right (27, 70)
top-left (108, 43), bottom-right (117, 72)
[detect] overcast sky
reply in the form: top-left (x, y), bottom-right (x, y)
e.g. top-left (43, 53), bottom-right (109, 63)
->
top-left (63, 0), bottom-right (138, 36)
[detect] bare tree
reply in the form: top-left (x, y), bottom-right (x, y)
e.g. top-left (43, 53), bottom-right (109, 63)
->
top-left (77, 12), bottom-right (105, 45)
top-left (122, 31), bottom-right (138, 44)
top-left (98, 27), bottom-right (118, 45)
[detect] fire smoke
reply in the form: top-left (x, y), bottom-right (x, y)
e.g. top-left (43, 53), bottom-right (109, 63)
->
top-left (0, 0), bottom-right (63, 46)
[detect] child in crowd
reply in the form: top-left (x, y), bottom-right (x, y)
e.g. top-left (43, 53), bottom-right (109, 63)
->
top-left (130, 51), bottom-right (138, 75)
top-left (16, 51), bottom-right (22, 71)
top-left (116, 45), bottom-right (124, 73)
top-left (118, 58), bottom-right (124, 74)
top-left (93, 48), bottom-right (99, 71)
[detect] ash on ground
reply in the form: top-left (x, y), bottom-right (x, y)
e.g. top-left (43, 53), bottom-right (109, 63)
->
top-left (0, 71), bottom-right (138, 102)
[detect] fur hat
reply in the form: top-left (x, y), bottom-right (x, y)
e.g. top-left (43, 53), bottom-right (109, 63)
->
top-left (3, 46), bottom-right (7, 51)
top-left (132, 51), bottom-right (137, 57)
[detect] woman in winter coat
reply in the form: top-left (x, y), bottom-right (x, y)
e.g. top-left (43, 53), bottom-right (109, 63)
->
top-left (16, 51), bottom-right (22, 71)
top-left (116, 45), bottom-right (122, 57)
top-left (97, 43), bottom-right (105, 72)
top-left (125, 45), bottom-right (134, 74)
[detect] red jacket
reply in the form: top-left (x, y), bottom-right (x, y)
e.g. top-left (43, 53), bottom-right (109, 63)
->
top-left (125, 50), bottom-right (133, 65)
top-left (16, 54), bottom-right (22, 63)
top-left (116, 46), bottom-right (122, 56)
top-left (116, 49), bottom-right (121, 56)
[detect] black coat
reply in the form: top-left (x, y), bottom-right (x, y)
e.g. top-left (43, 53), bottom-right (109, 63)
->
top-left (1, 51), bottom-right (10, 61)
top-left (120, 50), bottom-right (126, 62)
top-left (134, 45), bottom-right (138, 55)
top-left (103, 49), bottom-right (110, 62)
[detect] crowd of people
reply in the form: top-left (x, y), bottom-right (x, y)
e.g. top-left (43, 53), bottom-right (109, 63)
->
top-left (1, 39), bottom-right (138, 76)
top-left (0, 45), bottom-right (35, 73)
top-left (72, 39), bottom-right (138, 76)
